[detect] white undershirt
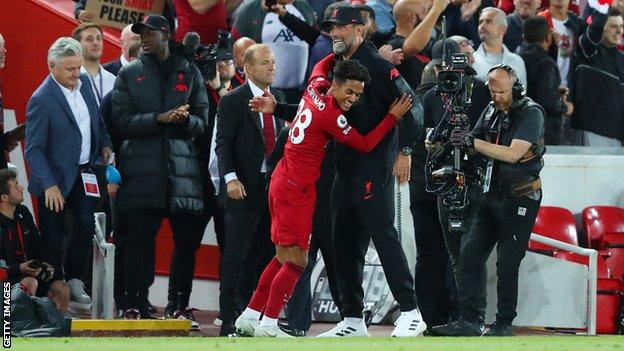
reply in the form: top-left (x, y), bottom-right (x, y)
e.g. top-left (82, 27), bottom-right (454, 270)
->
top-left (552, 17), bottom-right (574, 87)
top-left (52, 77), bottom-right (91, 164)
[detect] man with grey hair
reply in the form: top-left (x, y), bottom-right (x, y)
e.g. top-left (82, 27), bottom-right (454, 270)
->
top-left (25, 37), bottom-right (112, 311)
top-left (472, 7), bottom-right (528, 87)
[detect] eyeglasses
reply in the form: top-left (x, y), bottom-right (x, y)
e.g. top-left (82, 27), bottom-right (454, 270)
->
top-left (459, 40), bottom-right (474, 48)
top-left (219, 59), bottom-right (234, 66)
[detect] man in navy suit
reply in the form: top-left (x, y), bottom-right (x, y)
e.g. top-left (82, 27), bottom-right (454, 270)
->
top-left (25, 37), bottom-right (112, 310)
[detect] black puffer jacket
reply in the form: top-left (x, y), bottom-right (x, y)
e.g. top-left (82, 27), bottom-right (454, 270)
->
top-left (112, 50), bottom-right (209, 215)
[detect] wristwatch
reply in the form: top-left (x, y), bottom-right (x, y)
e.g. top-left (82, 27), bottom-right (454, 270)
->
top-left (400, 146), bottom-right (413, 156)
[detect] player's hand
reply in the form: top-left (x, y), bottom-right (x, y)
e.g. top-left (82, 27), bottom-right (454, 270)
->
top-left (19, 260), bottom-right (42, 277)
top-left (378, 44), bottom-right (404, 66)
top-left (388, 93), bottom-right (413, 120)
top-left (227, 179), bottom-right (247, 200)
top-left (393, 153), bottom-right (411, 183)
top-left (249, 90), bottom-right (277, 114)
top-left (44, 185), bottom-right (65, 213)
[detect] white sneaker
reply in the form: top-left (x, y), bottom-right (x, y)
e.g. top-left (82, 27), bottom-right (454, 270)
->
top-left (235, 315), bottom-right (259, 336)
top-left (391, 312), bottom-right (427, 337)
top-left (316, 319), bottom-right (371, 337)
top-left (253, 324), bottom-right (294, 337)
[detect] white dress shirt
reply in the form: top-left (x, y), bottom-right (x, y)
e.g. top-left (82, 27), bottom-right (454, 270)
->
top-left (52, 77), bottom-right (91, 164)
top-left (80, 65), bottom-right (116, 106)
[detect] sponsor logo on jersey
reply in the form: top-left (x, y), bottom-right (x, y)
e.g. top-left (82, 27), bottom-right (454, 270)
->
top-left (306, 84), bottom-right (326, 110)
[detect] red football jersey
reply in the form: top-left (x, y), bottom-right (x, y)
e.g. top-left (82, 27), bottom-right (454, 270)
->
top-left (273, 55), bottom-right (397, 186)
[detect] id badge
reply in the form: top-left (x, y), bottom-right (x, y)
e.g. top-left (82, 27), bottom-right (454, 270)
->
top-left (483, 159), bottom-right (493, 194)
top-left (81, 172), bottom-right (101, 198)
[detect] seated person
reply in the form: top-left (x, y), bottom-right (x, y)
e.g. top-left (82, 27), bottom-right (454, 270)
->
top-left (0, 169), bottom-right (67, 309)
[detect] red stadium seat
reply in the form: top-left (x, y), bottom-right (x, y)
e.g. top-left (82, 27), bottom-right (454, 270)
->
top-left (582, 206), bottom-right (624, 250)
top-left (529, 206), bottom-right (578, 253)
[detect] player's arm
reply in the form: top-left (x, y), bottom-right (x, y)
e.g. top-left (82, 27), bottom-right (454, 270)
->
top-left (249, 91), bottom-right (298, 122)
top-left (328, 94), bottom-right (412, 153)
top-left (308, 54), bottom-right (335, 93)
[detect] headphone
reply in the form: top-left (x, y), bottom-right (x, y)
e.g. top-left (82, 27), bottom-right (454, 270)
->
top-left (487, 64), bottom-right (526, 101)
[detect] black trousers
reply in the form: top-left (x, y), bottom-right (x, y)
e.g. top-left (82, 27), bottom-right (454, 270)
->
top-left (39, 170), bottom-right (95, 282)
top-left (286, 192), bottom-right (340, 330)
top-left (410, 195), bottom-right (455, 326)
top-left (167, 184), bottom-right (224, 310)
top-left (332, 171), bottom-right (417, 318)
top-left (122, 210), bottom-right (200, 308)
top-left (437, 186), bottom-right (485, 322)
top-left (219, 188), bottom-right (274, 325)
top-left (457, 191), bottom-right (541, 324)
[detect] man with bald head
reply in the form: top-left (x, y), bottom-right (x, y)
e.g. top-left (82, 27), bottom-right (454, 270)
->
top-left (473, 7), bottom-right (527, 87)
top-left (387, 0), bottom-right (449, 90)
top-left (232, 37), bottom-right (256, 88)
top-left (103, 24), bottom-right (141, 76)
top-left (432, 65), bottom-right (544, 336)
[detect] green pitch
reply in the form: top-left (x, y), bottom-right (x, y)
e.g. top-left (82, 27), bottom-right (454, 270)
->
top-left (9, 336), bottom-right (624, 351)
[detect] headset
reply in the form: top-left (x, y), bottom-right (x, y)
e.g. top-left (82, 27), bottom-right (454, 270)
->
top-left (487, 64), bottom-right (526, 101)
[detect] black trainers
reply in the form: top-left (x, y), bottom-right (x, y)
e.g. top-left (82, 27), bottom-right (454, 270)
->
top-left (430, 317), bottom-right (483, 336)
top-left (277, 321), bottom-right (306, 337)
top-left (483, 322), bottom-right (514, 336)
top-left (122, 308), bottom-right (140, 319)
top-left (173, 308), bottom-right (201, 331)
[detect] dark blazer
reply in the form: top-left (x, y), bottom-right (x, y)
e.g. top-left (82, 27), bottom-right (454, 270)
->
top-left (25, 74), bottom-right (112, 198)
top-left (103, 58), bottom-right (122, 76)
top-left (215, 82), bottom-right (285, 209)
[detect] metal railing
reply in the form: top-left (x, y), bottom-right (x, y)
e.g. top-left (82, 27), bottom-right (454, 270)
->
top-left (530, 233), bottom-right (598, 335)
top-left (91, 212), bottom-right (115, 319)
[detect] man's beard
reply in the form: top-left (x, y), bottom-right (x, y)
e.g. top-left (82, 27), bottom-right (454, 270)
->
top-left (333, 41), bottom-right (351, 55)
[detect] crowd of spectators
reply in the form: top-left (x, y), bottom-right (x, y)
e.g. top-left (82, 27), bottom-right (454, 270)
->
top-left (0, 0), bottom-right (622, 337)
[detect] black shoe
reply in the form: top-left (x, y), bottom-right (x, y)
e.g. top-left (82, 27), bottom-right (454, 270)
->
top-left (164, 302), bottom-right (177, 319)
top-left (277, 321), bottom-right (307, 337)
top-left (220, 323), bottom-right (236, 336)
top-left (173, 307), bottom-right (201, 331)
top-left (430, 317), bottom-right (483, 337)
top-left (138, 306), bottom-right (158, 319)
top-left (363, 308), bottom-right (373, 327)
top-left (484, 322), bottom-right (514, 336)
top-left (144, 299), bottom-right (157, 314)
top-left (122, 308), bottom-right (140, 319)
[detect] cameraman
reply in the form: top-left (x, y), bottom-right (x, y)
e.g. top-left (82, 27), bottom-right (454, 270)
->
top-left (432, 65), bottom-right (544, 337)
top-left (421, 39), bottom-right (490, 329)
top-left (0, 170), bottom-right (55, 296)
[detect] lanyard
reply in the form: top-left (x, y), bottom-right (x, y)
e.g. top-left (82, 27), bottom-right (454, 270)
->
top-left (88, 68), bottom-right (104, 104)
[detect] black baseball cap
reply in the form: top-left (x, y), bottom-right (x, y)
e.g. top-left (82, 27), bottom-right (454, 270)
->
top-left (131, 14), bottom-right (170, 34)
top-left (430, 39), bottom-right (460, 67)
top-left (322, 6), bottom-right (364, 28)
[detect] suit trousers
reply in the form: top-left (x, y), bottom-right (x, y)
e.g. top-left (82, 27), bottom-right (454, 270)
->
top-left (39, 169), bottom-right (95, 282)
top-left (219, 181), bottom-right (274, 325)
top-left (331, 172), bottom-right (418, 318)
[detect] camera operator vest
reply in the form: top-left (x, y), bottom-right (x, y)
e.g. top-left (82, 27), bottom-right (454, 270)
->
top-left (480, 97), bottom-right (546, 196)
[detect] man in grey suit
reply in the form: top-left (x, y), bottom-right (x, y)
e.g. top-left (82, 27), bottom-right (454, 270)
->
top-left (25, 37), bottom-right (112, 309)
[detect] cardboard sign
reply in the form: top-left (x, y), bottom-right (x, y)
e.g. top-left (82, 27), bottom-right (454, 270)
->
top-left (84, 0), bottom-right (165, 30)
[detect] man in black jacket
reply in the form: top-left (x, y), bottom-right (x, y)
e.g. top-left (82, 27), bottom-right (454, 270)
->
top-left (111, 15), bottom-right (208, 319)
top-left (215, 44), bottom-right (286, 335)
top-left (316, 6), bottom-right (425, 338)
top-left (517, 16), bottom-right (573, 145)
top-left (571, 6), bottom-right (624, 146)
